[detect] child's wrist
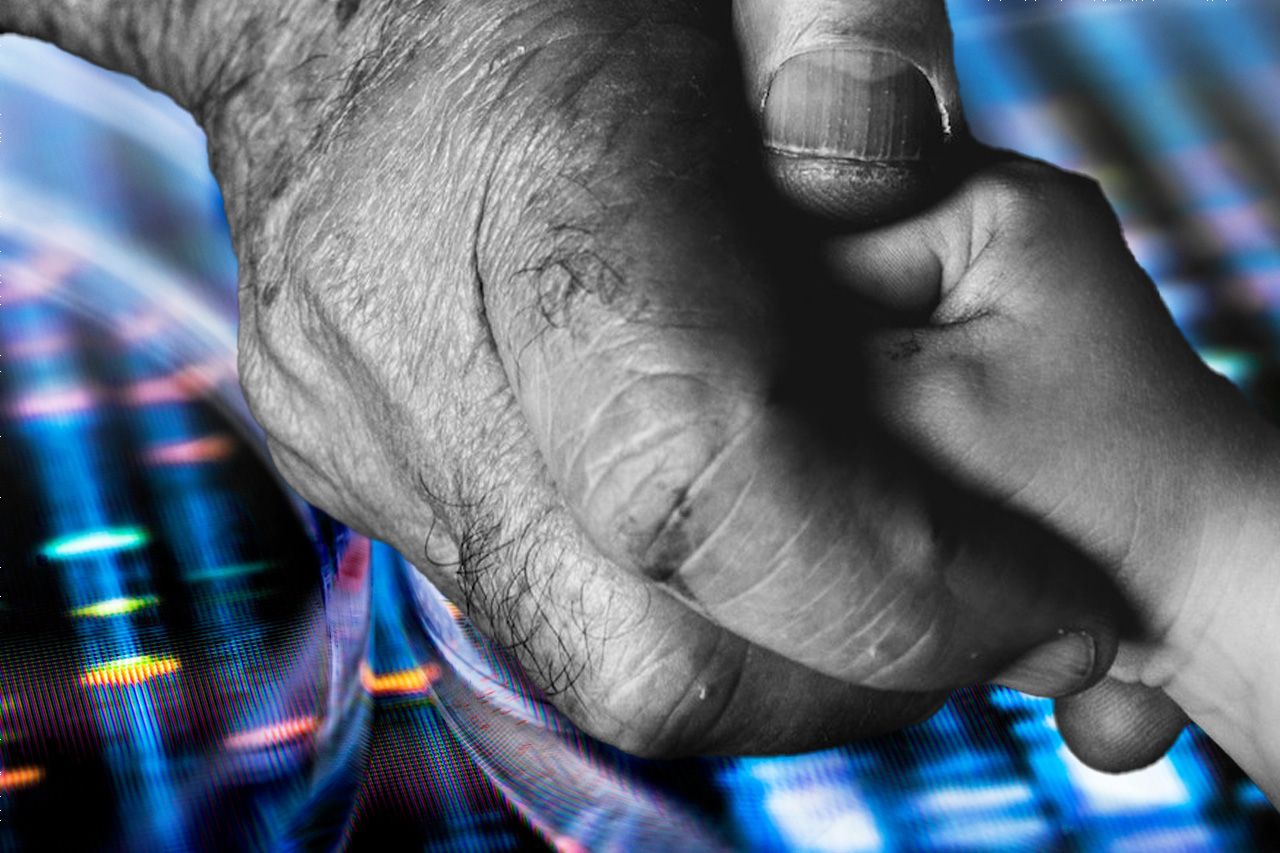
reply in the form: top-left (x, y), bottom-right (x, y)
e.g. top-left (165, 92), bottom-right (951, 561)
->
top-left (1126, 406), bottom-right (1280, 804)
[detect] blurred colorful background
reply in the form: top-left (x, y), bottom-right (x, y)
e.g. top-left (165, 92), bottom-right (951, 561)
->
top-left (2, 1), bottom-right (1280, 850)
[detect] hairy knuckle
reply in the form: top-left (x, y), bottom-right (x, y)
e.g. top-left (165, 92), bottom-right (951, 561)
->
top-left (441, 486), bottom-right (741, 758)
top-left (451, 505), bottom-right (590, 687)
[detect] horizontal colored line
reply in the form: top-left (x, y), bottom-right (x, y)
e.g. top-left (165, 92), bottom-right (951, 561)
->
top-left (41, 526), bottom-right (150, 560)
top-left (2, 252), bottom-right (78, 304)
top-left (82, 655), bottom-right (180, 686)
top-left (225, 715), bottom-right (317, 751)
top-left (120, 363), bottom-right (228, 406)
top-left (144, 434), bottom-right (236, 466)
top-left (11, 366), bottom-right (237, 419)
top-left (359, 663), bottom-right (443, 697)
top-left (12, 386), bottom-right (99, 418)
top-left (182, 561), bottom-right (268, 583)
top-left (0, 766), bottom-right (45, 792)
top-left (70, 595), bottom-right (159, 618)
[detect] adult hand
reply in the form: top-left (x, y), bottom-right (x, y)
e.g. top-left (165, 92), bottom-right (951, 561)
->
top-left (5, 0), bottom-right (1131, 756)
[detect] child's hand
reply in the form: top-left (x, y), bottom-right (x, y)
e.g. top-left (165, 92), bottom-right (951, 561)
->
top-left (829, 155), bottom-right (1280, 800)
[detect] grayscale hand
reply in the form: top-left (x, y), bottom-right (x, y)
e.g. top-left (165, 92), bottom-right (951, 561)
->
top-left (6, 0), bottom-right (1194, 768)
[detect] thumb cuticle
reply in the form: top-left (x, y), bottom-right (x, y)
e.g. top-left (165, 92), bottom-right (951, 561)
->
top-left (762, 47), bottom-right (945, 163)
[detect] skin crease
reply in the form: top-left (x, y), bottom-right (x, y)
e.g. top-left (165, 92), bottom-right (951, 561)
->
top-left (230, 4), bottom-right (1120, 750)
top-left (829, 159), bottom-right (1280, 803)
top-left (4, 0), bottom-right (1275, 796)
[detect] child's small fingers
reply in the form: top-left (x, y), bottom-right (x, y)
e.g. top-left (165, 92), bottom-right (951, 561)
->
top-left (1055, 678), bottom-right (1189, 773)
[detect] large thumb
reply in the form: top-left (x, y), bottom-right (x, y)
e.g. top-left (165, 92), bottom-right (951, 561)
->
top-left (734, 0), bottom-right (966, 224)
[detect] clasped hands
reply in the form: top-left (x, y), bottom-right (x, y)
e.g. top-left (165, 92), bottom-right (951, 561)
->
top-left (104, 0), bottom-right (1272, 796)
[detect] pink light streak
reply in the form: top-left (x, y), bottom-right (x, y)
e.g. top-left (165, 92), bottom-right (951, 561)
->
top-left (118, 363), bottom-right (229, 406)
top-left (144, 434), bottom-right (236, 466)
top-left (224, 715), bottom-right (317, 751)
top-left (1, 252), bottom-right (79, 304)
top-left (12, 386), bottom-right (99, 418)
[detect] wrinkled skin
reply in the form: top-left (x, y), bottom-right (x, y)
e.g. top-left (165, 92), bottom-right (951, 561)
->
top-left (11, 0), bottom-right (1267, 773)
top-left (225, 2), bottom-right (1131, 756)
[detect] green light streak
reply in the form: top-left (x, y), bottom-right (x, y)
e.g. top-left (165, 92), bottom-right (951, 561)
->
top-left (41, 527), bottom-right (150, 560)
top-left (70, 595), bottom-right (159, 619)
top-left (183, 561), bottom-right (268, 583)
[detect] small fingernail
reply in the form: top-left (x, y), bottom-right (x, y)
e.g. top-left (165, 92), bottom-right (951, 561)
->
top-left (992, 632), bottom-right (1097, 698)
top-left (763, 48), bottom-right (943, 162)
